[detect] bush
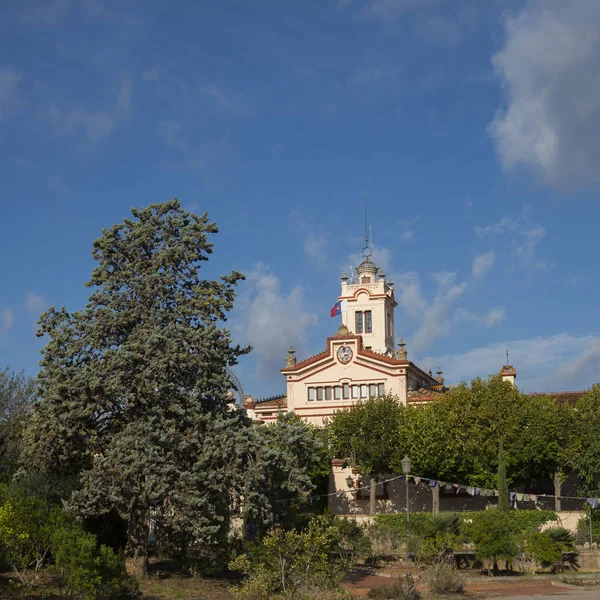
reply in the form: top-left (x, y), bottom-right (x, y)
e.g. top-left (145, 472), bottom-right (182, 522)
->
top-left (367, 574), bottom-right (420, 600)
top-left (462, 510), bottom-right (520, 572)
top-left (330, 518), bottom-right (371, 563)
top-left (229, 517), bottom-right (348, 600)
top-left (52, 523), bottom-right (138, 599)
top-left (525, 528), bottom-right (577, 573)
top-left (0, 485), bottom-right (65, 584)
top-left (423, 561), bottom-right (464, 594)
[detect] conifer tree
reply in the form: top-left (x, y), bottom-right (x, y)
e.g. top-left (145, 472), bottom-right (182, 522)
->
top-left (21, 200), bottom-right (249, 577)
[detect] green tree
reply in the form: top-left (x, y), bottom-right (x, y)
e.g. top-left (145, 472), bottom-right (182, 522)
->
top-left (326, 395), bottom-right (404, 514)
top-left (21, 200), bottom-right (249, 577)
top-left (395, 376), bottom-right (563, 494)
top-left (570, 385), bottom-right (600, 496)
top-left (463, 510), bottom-right (520, 573)
top-left (0, 367), bottom-right (36, 481)
top-left (243, 413), bottom-right (330, 534)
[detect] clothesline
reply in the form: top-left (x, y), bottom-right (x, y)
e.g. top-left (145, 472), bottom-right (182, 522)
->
top-left (275, 472), bottom-right (600, 507)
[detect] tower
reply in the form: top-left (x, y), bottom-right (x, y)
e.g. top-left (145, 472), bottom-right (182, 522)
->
top-left (338, 250), bottom-right (397, 355)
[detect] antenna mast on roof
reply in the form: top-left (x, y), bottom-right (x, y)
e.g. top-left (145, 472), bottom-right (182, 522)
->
top-left (362, 193), bottom-right (372, 258)
top-left (506, 349), bottom-right (509, 366)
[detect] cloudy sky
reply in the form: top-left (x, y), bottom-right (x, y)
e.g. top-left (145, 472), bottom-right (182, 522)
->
top-left (1, 0), bottom-right (600, 398)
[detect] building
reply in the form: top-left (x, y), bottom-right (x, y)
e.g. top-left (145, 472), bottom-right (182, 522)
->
top-left (244, 251), bottom-right (448, 426)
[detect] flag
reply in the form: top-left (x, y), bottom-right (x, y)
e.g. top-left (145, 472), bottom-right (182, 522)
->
top-left (330, 300), bottom-right (347, 317)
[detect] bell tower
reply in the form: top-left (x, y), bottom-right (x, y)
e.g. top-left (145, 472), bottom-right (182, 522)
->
top-left (337, 199), bottom-right (397, 355)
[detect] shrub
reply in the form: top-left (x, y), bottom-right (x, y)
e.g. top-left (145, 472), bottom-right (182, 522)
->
top-left (525, 527), bottom-right (577, 573)
top-left (462, 510), bottom-right (520, 572)
top-left (330, 518), bottom-right (371, 563)
top-left (229, 518), bottom-right (348, 600)
top-left (415, 513), bottom-right (463, 565)
top-left (366, 574), bottom-right (420, 600)
top-left (0, 486), bottom-right (65, 584)
top-left (52, 523), bottom-right (138, 599)
top-left (423, 561), bottom-right (464, 594)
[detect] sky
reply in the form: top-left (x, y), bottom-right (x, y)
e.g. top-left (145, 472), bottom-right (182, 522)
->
top-left (1, 0), bottom-right (600, 399)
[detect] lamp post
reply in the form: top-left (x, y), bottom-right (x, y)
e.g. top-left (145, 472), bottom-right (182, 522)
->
top-left (401, 456), bottom-right (412, 533)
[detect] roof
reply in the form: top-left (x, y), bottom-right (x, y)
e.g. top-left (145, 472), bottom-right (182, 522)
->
top-left (253, 394), bottom-right (287, 409)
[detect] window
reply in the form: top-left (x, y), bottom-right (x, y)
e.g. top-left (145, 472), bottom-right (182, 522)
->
top-left (355, 311), bottom-right (363, 334)
top-left (360, 384), bottom-right (368, 398)
top-left (343, 383), bottom-right (350, 399)
top-left (365, 346), bottom-right (372, 351)
top-left (325, 386), bottom-right (332, 401)
top-left (365, 310), bottom-right (372, 333)
top-left (369, 384), bottom-right (376, 398)
top-left (361, 276), bottom-right (371, 284)
top-left (378, 383), bottom-right (385, 397)
top-left (317, 387), bottom-right (323, 401)
top-left (334, 386), bottom-right (341, 400)
top-left (386, 312), bottom-right (392, 337)
top-left (307, 387), bottom-right (315, 401)
top-left (351, 385), bottom-right (358, 399)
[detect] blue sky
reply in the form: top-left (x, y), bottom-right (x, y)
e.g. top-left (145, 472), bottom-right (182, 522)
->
top-left (1, 0), bottom-right (600, 398)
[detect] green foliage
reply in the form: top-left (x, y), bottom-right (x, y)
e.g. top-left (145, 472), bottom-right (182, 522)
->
top-left (570, 385), bottom-right (600, 495)
top-left (326, 395), bottom-right (404, 478)
top-left (462, 510), bottom-right (520, 570)
top-left (577, 507), bottom-right (600, 544)
top-left (525, 527), bottom-right (576, 573)
top-left (417, 514), bottom-right (463, 565)
top-left (229, 517), bottom-right (349, 600)
top-left (52, 523), bottom-right (138, 599)
top-left (394, 376), bottom-right (565, 490)
top-left (329, 518), bottom-right (371, 563)
top-left (373, 512), bottom-right (432, 539)
top-left (366, 574), bottom-right (420, 600)
top-left (0, 367), bottom-right (36, 481)
top-left (0, 485), bottom-right (65, 584)
top-left (20, 200), bottom-right (252, 575)
top-left (243, 413), bottom-right (331, 535)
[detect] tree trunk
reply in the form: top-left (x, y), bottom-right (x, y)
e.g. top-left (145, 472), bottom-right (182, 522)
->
top-left (432, 484), bottom-right (440, 514)
top-left (554, 472), bottom-right (562, 512)
top-left (125, 501), bottom-right (150, 579)
top-left (370, 477), bottom-right (377, 516)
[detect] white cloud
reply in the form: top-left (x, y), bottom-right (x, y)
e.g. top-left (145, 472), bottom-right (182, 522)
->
top-left (143, 66), bottom-right (160, 81)
top-left (116, 73), bottom-right (133, 118)
top-left (0, 67), bottom-right (24, 119)
top-left (63, 108), bottom-right (116, 141)
top-left (425, 333), bottom-right (600, 393)
top-left (348, 245), bottom-right (393, 276)
top-left (0, 307), bottom-right (15, 333)
top-left (456, 306), bottom-right (506, 328)
top-left (357, 0), bottom-right (437, 20)
top-left (25, 292), bottom-right (46, 315)
top-left (490, 0), bottom-right (600, 188)
top-left (199, 84), bottom-right (245, 115)
top-left (159, 121), bottom-right (187, 151)
top-left (399, 218), bottom-right (418, 242)
top-left (291, 210), bottom-right (328, 265)
top-left (233, 264), bottom-right (318, 381)
top-left (396, 271), bottom-right (467, 354)
top-left (475, 207), bottom-right (547, 269)
top-left (472, 251), bottom-right (495, 277)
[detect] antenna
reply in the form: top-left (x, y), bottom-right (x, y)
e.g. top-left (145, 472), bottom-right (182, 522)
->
top-left (362, 193), bottom-right (372, 258)
top-left (506, 349), bottom-right (509, 366)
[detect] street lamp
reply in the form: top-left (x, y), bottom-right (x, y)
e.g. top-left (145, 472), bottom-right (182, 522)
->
top-left (345, 475), bottom-right (355, 489)
top-left (401, 456), bottom-right (412, 532)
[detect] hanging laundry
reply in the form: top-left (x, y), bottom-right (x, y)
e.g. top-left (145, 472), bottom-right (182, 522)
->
top-left (530, 494), bottom-right (538, 503)
top-left (475, 488), bottom-right (481, 496)
top-left (516, 493), bottom-right (525, 502)
top-left (429, 480), bottom-right (438, 488)
top-left (586, 498), bottom-right (600, 509)
top-left (414, 477), bottom-right (421, 485)
top-left (467, 487), bottom-right (475, 496)
top-left (523, 494), bottom-right (531, 502)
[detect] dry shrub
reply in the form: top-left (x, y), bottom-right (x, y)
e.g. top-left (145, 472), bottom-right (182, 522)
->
top-left (422, 561), bottom-right (464, 595)
top-left (367, 574), bottom-right (420, 600)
